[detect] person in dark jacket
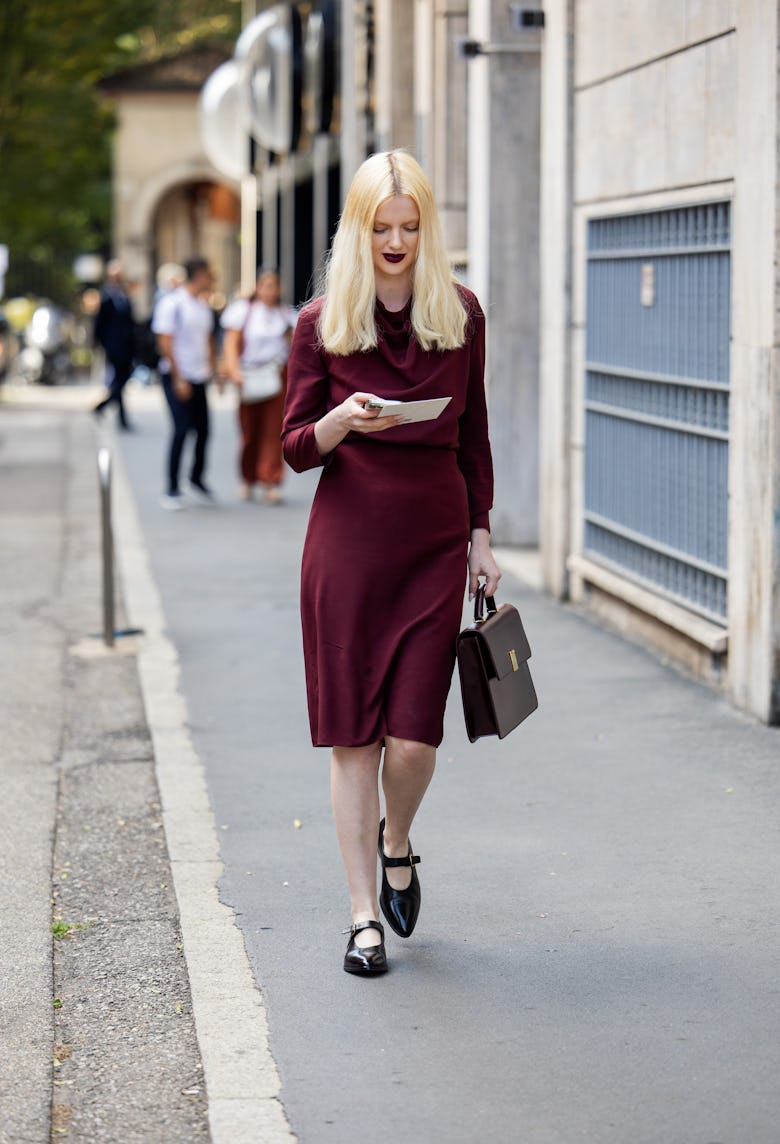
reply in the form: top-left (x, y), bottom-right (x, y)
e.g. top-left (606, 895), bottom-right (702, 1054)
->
top-left (92, 260), bottom-right (136, 429)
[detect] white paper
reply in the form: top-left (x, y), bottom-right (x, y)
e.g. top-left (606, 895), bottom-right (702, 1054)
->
top-left (371, 396), bottom-right (452, 423)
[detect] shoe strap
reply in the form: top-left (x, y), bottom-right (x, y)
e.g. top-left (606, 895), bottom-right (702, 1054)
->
top-left (378, 821), bottom-right (421, 868)
top-left (343, 919), bottom-right (385, 938)
top-left (381, 851), bottom-right (421, 868)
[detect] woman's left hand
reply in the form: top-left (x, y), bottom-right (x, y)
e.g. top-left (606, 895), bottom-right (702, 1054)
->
top-left (468, 528), bottom-right (502, 599)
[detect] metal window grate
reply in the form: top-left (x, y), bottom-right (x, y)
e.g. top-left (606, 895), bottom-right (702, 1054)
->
top-left (584, 202), bottom-right (731, 623)
top-left (586, 253), bottom-right (731, 383)
top-left (584, 522), bottom-right (728, 621)
top-left (587, 369), bottom-right (729, 435)
top-left (588, 202), bottom-right (731, 253)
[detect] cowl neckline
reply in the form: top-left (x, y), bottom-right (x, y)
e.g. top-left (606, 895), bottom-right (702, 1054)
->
top-left (375, 296), bottom-right (413, 344)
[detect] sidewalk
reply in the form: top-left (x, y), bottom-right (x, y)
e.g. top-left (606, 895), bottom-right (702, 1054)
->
top-left (1, 381), bottom-right (779, 1144)
top-left (0, 390), bottom-right (209, 1142)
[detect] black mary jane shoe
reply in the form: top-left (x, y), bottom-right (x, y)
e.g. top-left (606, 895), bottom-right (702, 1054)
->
top-left (343, 920), bottom-right (388, 976)
top-left (378, 817), bottom-right (422, 939)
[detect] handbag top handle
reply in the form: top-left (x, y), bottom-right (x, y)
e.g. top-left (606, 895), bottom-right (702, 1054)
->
top-left (473, 584), bottom-right (498, 624)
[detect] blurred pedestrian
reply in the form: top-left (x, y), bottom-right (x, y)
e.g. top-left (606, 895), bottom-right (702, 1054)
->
top-left (282, 150), bottom-right (501, 976)
top-left (152, 258), bottom-right (217, 510)
top-left (221, 269), bottom-right (297, 503)
top-left (92, 260), bottom-right (135, 429)
top-left (154, 262), bottom-right (186, 307)
top-left (132, 262), bottom-right (185, 379)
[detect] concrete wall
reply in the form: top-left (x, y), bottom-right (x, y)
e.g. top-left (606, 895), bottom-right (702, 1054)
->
top-left (729, 0), bottom-right (780, 722)
top-left (574, 21), bottom-right (731, 203)
top-left (575, 0), bottom-right (737, 86)
top-left (540, 0), bottom-right (780, 722)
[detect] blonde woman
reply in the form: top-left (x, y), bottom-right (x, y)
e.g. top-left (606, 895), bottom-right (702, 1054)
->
top-left (282, 150), bottom-right (501, 976)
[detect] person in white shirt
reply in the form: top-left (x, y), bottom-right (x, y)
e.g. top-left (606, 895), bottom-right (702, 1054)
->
top-left (221, 269), bottom-right (297, 503)
top-left (152, 258), bottom-right (217, 509)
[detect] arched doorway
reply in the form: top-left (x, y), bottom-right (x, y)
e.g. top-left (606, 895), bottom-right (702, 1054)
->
top-left (153, 180), bottom-right (241, 303)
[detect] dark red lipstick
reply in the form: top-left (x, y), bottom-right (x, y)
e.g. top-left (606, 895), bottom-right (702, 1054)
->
top-left (383, 253), bottom-right (405, 263)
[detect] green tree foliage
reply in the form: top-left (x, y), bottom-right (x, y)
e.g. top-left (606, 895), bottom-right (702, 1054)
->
top-left (0, 0), bottom-right (240, 301)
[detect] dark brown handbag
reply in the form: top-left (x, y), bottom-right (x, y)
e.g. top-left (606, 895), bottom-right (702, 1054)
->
top-left (456, 585), bottom-right (538, 742)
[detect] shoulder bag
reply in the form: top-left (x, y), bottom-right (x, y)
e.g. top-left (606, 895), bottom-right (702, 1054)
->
top-left (456, 585), bottom-right (538, 742)
top-left (242, 361), bottom-right (283, 403)
top-left (239, 300), bottom-right (283, 403)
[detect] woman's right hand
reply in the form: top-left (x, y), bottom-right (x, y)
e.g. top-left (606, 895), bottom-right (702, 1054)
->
top-left (314, 392), bottom-right (402, 458)
top-left (336, 392), bottom-right (403, 435)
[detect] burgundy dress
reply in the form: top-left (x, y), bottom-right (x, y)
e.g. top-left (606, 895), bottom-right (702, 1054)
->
top-left (282, 287), bottom-right (494, 748)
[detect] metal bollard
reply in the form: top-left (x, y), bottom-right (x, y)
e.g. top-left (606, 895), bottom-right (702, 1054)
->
top-left (97, 447), bottom-right (115, 647)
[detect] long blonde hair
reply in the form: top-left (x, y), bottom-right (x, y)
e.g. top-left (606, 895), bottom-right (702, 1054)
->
top-left (317, 150), bottom-right (467, 355)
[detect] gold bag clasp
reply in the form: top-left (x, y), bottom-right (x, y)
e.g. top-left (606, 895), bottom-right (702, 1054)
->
top-left (509, 649), bottom-right (519, 672)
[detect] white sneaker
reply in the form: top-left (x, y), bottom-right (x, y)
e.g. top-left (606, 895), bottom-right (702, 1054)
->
top-left (184, 480), bottom-right (216, 506)
top-left (160, 492), bottom-right (185, 511)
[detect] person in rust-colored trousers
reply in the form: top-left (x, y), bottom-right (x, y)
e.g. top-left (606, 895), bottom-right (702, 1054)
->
top-left (221, 270), bottom-right (297, 504)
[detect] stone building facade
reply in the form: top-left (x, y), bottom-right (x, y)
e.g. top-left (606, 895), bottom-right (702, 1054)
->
top-left (290, 0), bottom-right (779, 723)
top-left (99, 44), bottom-right (241, 316)
top-left (106, 2), bottom-right (777, 723)
top-left (540, 0), bottom-right (779, 723)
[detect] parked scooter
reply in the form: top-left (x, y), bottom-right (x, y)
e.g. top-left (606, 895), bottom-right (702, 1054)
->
top-left (14, 302), bottom-right (74, 385)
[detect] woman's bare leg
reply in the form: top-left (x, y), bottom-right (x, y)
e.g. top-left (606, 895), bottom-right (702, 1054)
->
top-left (381, 736), bottom-right (436, 891)
top-left (331, 742), bottom-right (383, 946)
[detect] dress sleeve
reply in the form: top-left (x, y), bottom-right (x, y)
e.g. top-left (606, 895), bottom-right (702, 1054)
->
top-left (282, 303), bottom-right (331, 472)
top-left (457, 301), bottom-right (494, 532)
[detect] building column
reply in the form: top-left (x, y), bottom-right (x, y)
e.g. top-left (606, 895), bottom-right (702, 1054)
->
top-left (413, 0), bottom-right (435, 170)
top-left (312, 134), bottom-right (332, 272)
top-left (467, 0), bottom-right (542, 544)
top-left (431, 1), bottom-right (469, 254)
top-left (729, 0), bottom-right (780, 722)
top-left (340, 0), bottom-right (371, 186)
top-left (260, 163), bottom-right (278, 272)
top-left (374, 0), bottom-right (415, 153)
top-left (278, 156), bottom-right (295, 301)
top-left (538, 0), bottom-right (573, 597)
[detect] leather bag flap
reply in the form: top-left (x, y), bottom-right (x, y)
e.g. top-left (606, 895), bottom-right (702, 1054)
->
top-left (477, 604), bottom-right (532, 681)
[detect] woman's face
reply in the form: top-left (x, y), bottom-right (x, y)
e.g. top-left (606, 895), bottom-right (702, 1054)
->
top-left (371, 195), bottom-right (420, 290)
top-left (256, 273), bottom-right (281, 306)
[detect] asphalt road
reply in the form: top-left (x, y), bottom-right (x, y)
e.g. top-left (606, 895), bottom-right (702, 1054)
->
top-left (115, 384), bottom-right (780, 1144)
